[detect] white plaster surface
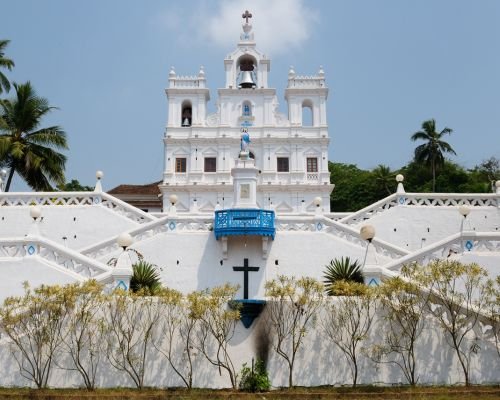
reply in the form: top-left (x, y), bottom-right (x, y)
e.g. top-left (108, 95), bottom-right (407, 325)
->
top-left (0, 206), bottom-right (139, 250)
top-left (0, 258), bottom-right (77, 302)
top-left (358, 206), bottom-right (500, 250)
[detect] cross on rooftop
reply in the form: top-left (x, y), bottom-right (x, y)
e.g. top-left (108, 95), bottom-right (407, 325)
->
top-left (233, 258), bottom-right (259, 299)
top-left (242, 10), bottom-right (252, 24)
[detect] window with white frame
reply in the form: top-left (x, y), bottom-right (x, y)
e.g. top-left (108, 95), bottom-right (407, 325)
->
top-left (277, 157), bottom-right (289, 172)
top-left (175, 157), bottom-right (187, 173)
top-left (307, 157), bottom-right (318, 172)
top-left (204, 157), bottom-right (217, 172)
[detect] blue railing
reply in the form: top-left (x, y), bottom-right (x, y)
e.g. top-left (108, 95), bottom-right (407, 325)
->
top-left (214, 209), bottom-right (275, 240)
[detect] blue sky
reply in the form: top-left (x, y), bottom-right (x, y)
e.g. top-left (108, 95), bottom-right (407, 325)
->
top-left (2, 0), bottom-right (499, 190)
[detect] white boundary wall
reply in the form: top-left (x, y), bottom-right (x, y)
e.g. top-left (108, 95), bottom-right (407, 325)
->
top-left (0, 300), bottom-right (498, 388)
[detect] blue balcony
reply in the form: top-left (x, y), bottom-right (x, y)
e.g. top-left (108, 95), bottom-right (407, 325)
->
top-left (214, 209), bottom-right (275, 240)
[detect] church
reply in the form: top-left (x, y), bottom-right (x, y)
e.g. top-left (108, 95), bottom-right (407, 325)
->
top-left (0, 11), bottom-right (498, 388)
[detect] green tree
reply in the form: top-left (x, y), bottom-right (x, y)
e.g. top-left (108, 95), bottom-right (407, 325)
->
top-left (154, 287), bottom-right (198, 389)
top-left (0, 283), bottom-right (75, 388)
top-left (485, 276), bottom-right (500, 358)
top-left (57, 179), bottom-right (93, 192)
top-left (369, 265), bottom-right (431, 386)
top-left (0, 40), bottom-right (15, 94)
top-left (413, 260), bottom-right (489, 386)
top-left (472, 156), bottom-right (500, 192)
top-left (329, 162), bottom-right (379, 211)
top-left (104, 290), bottom-right (163, 389)
top-left (265, 276), bottom-right (324, 387)
top-left (57, 281), bottom-right (106, 390)
top-left (321, 282), bottom-right (376, 387)
top-left (372, 164), bottom-right (394, 195)
top-left (189, 284), bottom-right (241, 389)
top-left (0, 82), bottom-right (67, 191)
top-left (411, 119), bottom-right (456, 192)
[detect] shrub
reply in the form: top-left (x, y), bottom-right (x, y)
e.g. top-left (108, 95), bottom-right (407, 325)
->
top-left (239, 359), bottom-right (271, 392)
top-left (323, 257), bottom-right (364, 295)
top-left (130, 261), bottom-right (162, 295)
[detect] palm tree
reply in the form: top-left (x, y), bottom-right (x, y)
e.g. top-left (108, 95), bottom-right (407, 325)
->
top-left (411, 119), bottom-right (456, 192)
top-left (0, 40), bottom-right (15, 94)
top-left (372, 164), bottom-right (394, 195)
top-left (0, 82), bottom-right (67, 191)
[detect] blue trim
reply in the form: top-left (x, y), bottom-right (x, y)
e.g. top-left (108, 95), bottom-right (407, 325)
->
top-left (116, 280), bottom-right (128, 290)
top-left (27, 245), bottom-right (36, 256)
top-left (214, 209), bottom-right (275, 240)
top-left (368, 278), bottom-right (379, 286)
top-left (229, 299), bottom-right (267, 329)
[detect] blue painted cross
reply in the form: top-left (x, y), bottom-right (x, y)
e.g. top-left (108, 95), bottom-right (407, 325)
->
top-left (233, 258), bottom-right (259, 299)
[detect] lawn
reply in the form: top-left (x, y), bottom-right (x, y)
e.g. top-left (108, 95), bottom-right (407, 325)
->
top-left (0, 386), bottom-right (499, 400)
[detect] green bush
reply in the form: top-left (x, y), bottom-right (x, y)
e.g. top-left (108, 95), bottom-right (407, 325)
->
top-left (130, 260), bottom-right (162, 295)
top-left (323, 257), bottom-right (364, 295)
top-left (239, 359), bottom-right (271, 392)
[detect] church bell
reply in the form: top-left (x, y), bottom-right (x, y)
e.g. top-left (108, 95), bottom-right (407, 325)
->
top-left (238, 71), bottom-right (256, 89)
top-left (182, 118), bottom-right (191, 127)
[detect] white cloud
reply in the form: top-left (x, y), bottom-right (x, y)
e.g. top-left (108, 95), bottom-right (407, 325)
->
top-left (157, 0), bottom-right (318, 57)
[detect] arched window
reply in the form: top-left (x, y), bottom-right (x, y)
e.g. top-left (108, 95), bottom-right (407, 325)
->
top-left (302, 100), bottom-right (313, 127)
top-left (181, 101), bottom-right (192, 127)
top-left (242, 101), bottom-right (252, 117)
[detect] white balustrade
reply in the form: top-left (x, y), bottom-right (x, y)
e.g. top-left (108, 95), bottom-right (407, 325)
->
top-left (100, 193), bottom-right (156, 223)
top-left (403, 193), bottom-right (498, 207)
top-left (287, 75), bottom-right (325, 89)
top-left (340, 193), bottom-right (499, 226)
top-left (0, 238), bottom-right (111, 279)
top-left (383, 232), bottom-right (500, 271)
top-left (0, 192), bottom-right (95, 207)
top-left (306, 173), bottom-right (319, 181)
top-left (0, 192), bottom-right (156, 224)
top-left (339, 194), bottom-right (399, 225)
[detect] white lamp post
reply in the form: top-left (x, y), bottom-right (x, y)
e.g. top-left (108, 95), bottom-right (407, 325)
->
top-left (94, 170), bottom-right (104, 193)
top-left (30, 206), bottom-right (42, 221)
top-left (396, 174), bottom-right (405, 194)
top-left (313, 196), bottom-right (322, 215)
top-left (113, 232), bottom-right (134, 290)
top-left (458, 205), bottom-right (470, 219)
top-left (168, 194), bottom-right (178, 215)
top-left (360, 224), bottom-right (375, 268)
top-left (27, 206), bottom-right (42, 237)
top-left (117, 232), bottom-right (133, 250)
top-left (458, 205), bottom-right (471, 252)
top-left (458, 205), bottom-right (470, 233)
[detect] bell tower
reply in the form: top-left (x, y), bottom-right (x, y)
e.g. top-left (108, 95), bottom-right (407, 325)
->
top-left (223, 11), bottom-right (270, 90)
top-left (166, 66), bottom-right (210, 128)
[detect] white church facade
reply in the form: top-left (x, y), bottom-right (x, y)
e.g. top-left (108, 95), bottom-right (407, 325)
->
top-left (0, 12), bottom-right (498, 388)
top-left (159, 17), bottom-right (332, 214)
